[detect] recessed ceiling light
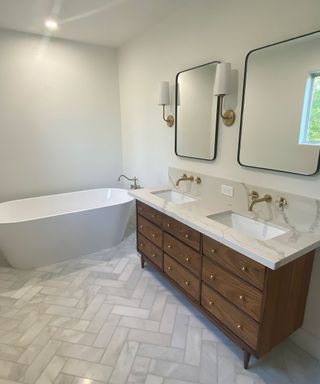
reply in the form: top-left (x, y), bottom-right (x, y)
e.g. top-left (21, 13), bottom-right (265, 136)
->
top-left (45, 19), bottom-right (58, 31)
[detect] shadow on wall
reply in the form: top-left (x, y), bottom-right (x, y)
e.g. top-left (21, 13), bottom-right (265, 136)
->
top-left (0, 250), bottom-right (10, 267)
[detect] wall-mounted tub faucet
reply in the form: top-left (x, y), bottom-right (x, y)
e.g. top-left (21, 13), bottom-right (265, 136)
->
top-left (118, 174), bottom-right (141, 189)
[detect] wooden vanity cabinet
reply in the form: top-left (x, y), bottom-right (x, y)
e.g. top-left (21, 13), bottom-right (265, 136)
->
top-left (136, 201), bottom-right (314, 369)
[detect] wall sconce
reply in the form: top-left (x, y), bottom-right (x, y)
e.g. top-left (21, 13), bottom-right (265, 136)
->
top-left (213, 62), bottom-right (236, 127)
top-left (158, 81), bottom-right (174, 127)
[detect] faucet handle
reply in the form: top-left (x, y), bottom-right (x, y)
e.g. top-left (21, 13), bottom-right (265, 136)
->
top-left (249, 191), bottom-right (259, 200)
top-left (276, 197), bottom-right (288, 210)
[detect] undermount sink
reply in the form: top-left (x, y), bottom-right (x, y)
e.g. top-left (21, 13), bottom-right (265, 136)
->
top-left (207, 211), bottom-right (288, 241)
top-left (152, 189), bottom-right (196, 204)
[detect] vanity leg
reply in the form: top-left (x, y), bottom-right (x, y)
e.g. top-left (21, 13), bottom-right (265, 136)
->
top-left (141, 255), bottom-right (145, 269)
top-left (243, 350), bottom-right (251, 369)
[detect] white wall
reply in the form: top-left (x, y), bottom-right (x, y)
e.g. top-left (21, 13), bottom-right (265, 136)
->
top-left (0, 29), bottom-right (122, 202)
top-left (118, 0), bottom-right (320, 359)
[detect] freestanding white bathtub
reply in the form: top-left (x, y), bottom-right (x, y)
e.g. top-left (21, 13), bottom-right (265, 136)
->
top-left (0, 188), bottom-right (134, 269)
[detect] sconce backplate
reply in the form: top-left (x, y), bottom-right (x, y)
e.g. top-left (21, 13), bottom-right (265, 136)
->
top-left (166, 114), bottom-right (175, 127)
top-left (223, 110), bottom-right (236, 127)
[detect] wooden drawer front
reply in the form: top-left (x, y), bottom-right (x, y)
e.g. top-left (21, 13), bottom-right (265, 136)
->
top-left (163, 233), bottom-right (201, 276)
top-left (163, 216), bottom-right (200, 251)
top-left (164, 254), bottom-right (200, 300)
top-left (137, 216), bottom-right (162, 248)
top-left (201, 284), bottom-right (259, 350)
top-left (203, 236), bottom-right (265, 290)
top-left (137, 201), bottom-right (163, 227)
top-left (202, 257), bottom-right (263, 321)
top-left (138, 234), bottom-right (163, 269)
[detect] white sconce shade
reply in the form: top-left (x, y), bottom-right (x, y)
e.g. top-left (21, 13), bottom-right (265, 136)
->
top-left (213, 62), bottom-right (232, 96)
top-left (158, 80), bottom-right (174, 127)
top-left (158, 81), bottom-right (171, 105)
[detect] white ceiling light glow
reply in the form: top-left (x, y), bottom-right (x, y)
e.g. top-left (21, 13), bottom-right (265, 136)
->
top-left (44, 19), bottom-right (58, 31)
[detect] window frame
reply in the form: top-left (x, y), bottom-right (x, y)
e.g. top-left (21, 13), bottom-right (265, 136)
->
top-left (299, 71), bottom-right (320, 145)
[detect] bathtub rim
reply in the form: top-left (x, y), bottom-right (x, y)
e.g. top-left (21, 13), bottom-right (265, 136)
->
top-left (0, 187), bottom-right (135, 225)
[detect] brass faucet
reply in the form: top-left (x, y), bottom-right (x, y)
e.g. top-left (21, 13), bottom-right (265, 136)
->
top-left (249, 193), bottom-right (272, 211)
top-left (176, 173), bottom-right (194, 186)
top-left (118, 174), bottom-right (141, 189)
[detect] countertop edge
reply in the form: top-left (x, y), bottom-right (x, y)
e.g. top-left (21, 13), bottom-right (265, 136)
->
top-left (130, 191), bottom-right (319, 270)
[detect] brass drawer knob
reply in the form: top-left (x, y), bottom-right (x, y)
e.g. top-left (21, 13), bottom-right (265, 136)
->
top-left (167, 244), bottom-right (171, 249)
top-left (152, 233), bottom-right (156, 238)
top-left (167, 266), bottom-right (172, 271)
top-left (241, 266), bottom-right (247, 271)
top-left (239, 295), bottom-right (244, 300)
top-left (237, 324), bottom-right (242, 330)
top-left (210, 274), bottom-right (215, 280)
top-left (167, 223), bottom-right (170, 228)
top-left (209, 300), bottom-right (214, 306)
top-left (185, 234), bottom-right (189, 239)
top-left (151, 253), bottom-right (156, 258)
top-left (185, 257), bottom-right (190, 262)
top-left (211, 249), bottom-right (216, 254)
top-left (185, 281), bottom-right (190, 286)
top-left (139, 225), bottom-right (143, 229)
top-left (140, 243), bottom-right (144, 247)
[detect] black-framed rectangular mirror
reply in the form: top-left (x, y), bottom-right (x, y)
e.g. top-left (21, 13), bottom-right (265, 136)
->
top-left (238, 31), bottom-right (320, 175)
top-left (175, 61), bottom-right (220, 160)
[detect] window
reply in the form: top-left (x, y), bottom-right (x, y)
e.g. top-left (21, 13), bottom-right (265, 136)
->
top-left (299, 72), bottom-right (320, 145)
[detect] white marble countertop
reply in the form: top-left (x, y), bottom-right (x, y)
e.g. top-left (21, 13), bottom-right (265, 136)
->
top-left (129, 185), bottom-right (320, 270)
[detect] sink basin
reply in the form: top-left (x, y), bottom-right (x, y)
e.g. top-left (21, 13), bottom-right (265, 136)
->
top-left (207, 211), bottom-right (288, 241)
top-left (152, 190), bottom-right (196, 204)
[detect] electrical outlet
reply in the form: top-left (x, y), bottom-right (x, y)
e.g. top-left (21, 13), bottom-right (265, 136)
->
top-left (221, 184), bottom-right (234, 197)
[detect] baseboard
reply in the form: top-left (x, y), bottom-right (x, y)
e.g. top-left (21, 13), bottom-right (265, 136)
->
top-left (291, 328), bottom-right (320, 362)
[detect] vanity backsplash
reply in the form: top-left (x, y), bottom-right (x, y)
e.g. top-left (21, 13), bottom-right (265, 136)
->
top-left (168, 167), bottom-right (320, 236)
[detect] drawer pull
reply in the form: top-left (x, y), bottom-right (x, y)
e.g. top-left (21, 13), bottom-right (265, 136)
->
top-left (139, 207), bottom-right (142, 211)
top-left (185, 281), bottom-right (190, 286)
top-left (239, 295), bottom-right (244, 300)
top-left (209, 300), bottom-right (214, 306)
top-left (211, 249), bottom-right (216, 254)
top-left (210, 274), bottom-right (215, 280)
top-left (237, 324), bottom-right (242, 330)
top-left (140, 243), bottom-right (144, 247)
top-left (152, 214), bottom-right (155, 218)
top-left (241, 266), bottom-right (247, 272)
top-left (151, 253), bottom-right (156, 258)
top-left (167, 266), bottom-right (172, 271)
top-left (139, 225), bottom-right (144, 229)
top-left (167, 244), bottom-right (171, 249)
top-left (185, 234), bottom-right (189, 239)
top-left (185, 257), bottom-right (190, 262)
top-left (167, 223), bottom-right (170, 228)
top-left (152, 233), bottom-right (156, 238)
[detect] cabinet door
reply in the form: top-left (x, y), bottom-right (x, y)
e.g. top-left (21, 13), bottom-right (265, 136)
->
top-left (202, 283), bottom-right (259, 350)
top-left (138, 233), bottom-right (163, 270)
top-left (202, 257), bottom-right (263, 321)
top-left (137, 201), bottom-right (163, 226)
top-left (163, 216), bottom-right (200, 251)
top-left (203, 235), bottom-right (265, 290)
top-left (137, 216), bottom-right (162, 248)
top-left (164, 233), bottom-right (201, 276)
top-left (164, 254), bottom-right (200, 300)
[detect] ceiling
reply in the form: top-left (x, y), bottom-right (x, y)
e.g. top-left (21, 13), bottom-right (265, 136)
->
top-left (0, 0), bottom-right (191, 47)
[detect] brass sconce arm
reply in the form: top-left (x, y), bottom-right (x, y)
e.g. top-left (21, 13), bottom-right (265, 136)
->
top-left (162, 105), bottom-right (174, 127)
top-left (219, 95), bottom-right (236, 127)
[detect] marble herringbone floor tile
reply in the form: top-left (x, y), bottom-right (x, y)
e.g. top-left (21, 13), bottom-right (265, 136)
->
top-left (0, 232), bottom-right (318, 384)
